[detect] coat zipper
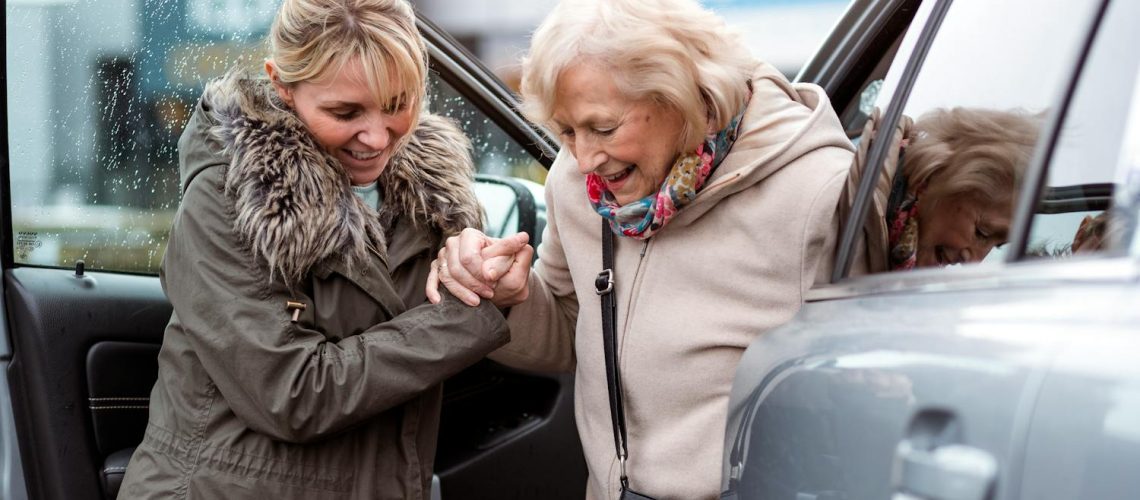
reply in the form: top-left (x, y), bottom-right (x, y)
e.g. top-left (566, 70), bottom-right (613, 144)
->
top-left (617, 238), bottom-right (652, 358)
top-left (610, 237), bottom-right (651, 492)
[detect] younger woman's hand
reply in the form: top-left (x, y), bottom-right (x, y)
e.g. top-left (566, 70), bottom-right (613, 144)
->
top-left (426, 229), bottom-right (530, 306)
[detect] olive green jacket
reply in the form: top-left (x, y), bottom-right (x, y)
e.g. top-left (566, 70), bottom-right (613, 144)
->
top-left (118, 75), bottom-right (509, 500)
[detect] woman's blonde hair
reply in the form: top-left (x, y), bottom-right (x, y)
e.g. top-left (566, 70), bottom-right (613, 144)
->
top-left (520, 0), bottom-right (758, 151)
top-left (903, 107), bottom-right (1042, 210)
top-left (269, 0), bottom-right (427, 129)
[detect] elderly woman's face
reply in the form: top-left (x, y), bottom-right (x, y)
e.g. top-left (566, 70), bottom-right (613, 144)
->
top-left (552, 62), bottom-right (686, 205)
top-left (916, 195), bottom-right (1012, 267)
top-left (269, 57), bottom-right (414, 185)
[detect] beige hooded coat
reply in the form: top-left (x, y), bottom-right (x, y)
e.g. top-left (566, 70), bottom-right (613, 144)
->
top-left (488, 64), bottom-right (855, 499)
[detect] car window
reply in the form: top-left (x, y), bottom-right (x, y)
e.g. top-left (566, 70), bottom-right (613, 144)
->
top-left (6, 0), bottom-right (543, 275)
top-left (1023, 0), bottom-right (1140, 259)
top-left (837, 32), bottom-right (902, 139)
top-left (703, 0), bottom-right (851, 77)
top-left (852, 0), bottom-right (1101, 274)
top-left (1125, 81), bottom-right (1140, 256)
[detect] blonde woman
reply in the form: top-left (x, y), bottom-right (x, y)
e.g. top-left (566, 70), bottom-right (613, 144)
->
top-left (427, 0), bottom-right (855, 497)
top-left (117, 0), bottom-right (508, 498)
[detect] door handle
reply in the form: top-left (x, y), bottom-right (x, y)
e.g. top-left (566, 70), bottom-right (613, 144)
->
top-left (892, 442), bottom-right (997, 500)
top-left (891, 409), bottom-right (997, 500)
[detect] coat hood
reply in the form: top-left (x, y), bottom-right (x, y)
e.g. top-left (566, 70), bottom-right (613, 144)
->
top-left (672, 63), bottom-right (855, 226)
top-left (183, 72), bottom-right (481, 285)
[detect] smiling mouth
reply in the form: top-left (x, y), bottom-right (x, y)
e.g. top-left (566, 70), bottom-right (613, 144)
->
top-left (935, 246), bottom-right (957, 266)
top-left (602, 165), bottom-right (635, 183)
top-left (345, 149), bottom-right (381, 161)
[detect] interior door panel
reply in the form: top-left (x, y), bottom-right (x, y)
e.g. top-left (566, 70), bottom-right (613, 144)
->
top-left (85, 341), bottom-right (161, 457)
top-left (437, 365), bottom-right (584, 499)
top-left (5, 238), bottom-right (583, 500)
top-left (5, 268), bottom-right (169, 500)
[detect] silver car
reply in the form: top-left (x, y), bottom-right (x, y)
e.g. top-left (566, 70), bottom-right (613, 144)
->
top-left (722, 0), bottom-right (1140, 499)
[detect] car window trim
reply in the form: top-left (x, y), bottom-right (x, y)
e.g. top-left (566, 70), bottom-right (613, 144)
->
top-left (832, 0), bottom-right (956, 282)
top-left (1006, 0), bottom-right (1113, 262)
top-left (417, 17), bottom-right (559, 167)
top-left (1, 5), bottom-right (12, 270)
top-left (809, 254), bottom-right (1140, 302)
top-left (795, 0), bottom-right (920, 114)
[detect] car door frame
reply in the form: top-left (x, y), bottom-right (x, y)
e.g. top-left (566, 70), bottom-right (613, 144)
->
top-left (0, 9), bottom-right (581, 500)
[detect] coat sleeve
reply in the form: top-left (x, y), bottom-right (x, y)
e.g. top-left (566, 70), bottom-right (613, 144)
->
top-left (162, 167), bottom-right (510, 444)
top-left (488, 153), bottom-right (579, 373)
top-left (800, 147), bottom-right (852, 294)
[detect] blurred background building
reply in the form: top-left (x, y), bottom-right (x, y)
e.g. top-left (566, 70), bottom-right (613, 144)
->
top-left (412, 0), bottom-right (850, 87)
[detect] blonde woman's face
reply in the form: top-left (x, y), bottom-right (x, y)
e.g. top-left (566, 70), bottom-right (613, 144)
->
top-left (551, 62), bottom-right (685, 206)
top-left (916, 195), bottom-right (1012, 267)
top-left (269, 57), bottom-right (414, 186)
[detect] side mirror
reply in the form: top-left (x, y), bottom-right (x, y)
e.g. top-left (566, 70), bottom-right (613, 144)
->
top-left (473, 174), bottom-right (546, 250)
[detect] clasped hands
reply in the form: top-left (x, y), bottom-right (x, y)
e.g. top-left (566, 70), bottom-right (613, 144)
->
top-left (426, 228), bottom-right (534, 308)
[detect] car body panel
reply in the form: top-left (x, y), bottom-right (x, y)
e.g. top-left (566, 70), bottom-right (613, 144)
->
top-left (1019, 313), bottom-right (1140, 500)
top-left (723, 278), bottom-right (1081, 499)
top-left (726, 257), bottom-right (1140, 498)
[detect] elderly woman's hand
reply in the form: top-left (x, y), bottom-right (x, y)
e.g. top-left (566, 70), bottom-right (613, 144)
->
top-left (480, 233), bottom-right (533, 308)
top-left (426, 229), bottom-right (532, 307)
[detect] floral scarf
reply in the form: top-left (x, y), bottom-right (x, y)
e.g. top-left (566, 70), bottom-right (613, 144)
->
top-left (587, 109), bottom-right (746, 239)
top-left (886, 174), bottom-right (923, 271)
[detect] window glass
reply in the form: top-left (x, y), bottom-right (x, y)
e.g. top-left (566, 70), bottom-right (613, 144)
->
top-left (702, 0), bottom-right (851, 78)
top-left (856, 0), bottom-right (1099, 274)
top-left (1125, 82), bottom-right (1140, 257)
top-left (6, 0), bottom-right (542, 275)
top-left (838, 25), bottom-right (908, 140)
top-left (426, 76), bottom-right (547, 185)
top-left (1024, 0), bottom-right (1140, 259)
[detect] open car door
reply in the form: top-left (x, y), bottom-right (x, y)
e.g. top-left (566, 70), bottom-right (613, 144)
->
top-left (2, 4), bottom-right (583, 499)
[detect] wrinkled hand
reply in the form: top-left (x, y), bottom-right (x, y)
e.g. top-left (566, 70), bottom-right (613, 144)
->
top-left (426, 229), bottom-right (533, 308)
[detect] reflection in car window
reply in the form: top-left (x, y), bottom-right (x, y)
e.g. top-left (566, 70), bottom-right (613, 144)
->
top-left (850, 0), bottom-right (1099, 274)
top-left (7, 0), bottom-right (541, 275)
top-left (1025, 0), bottom-right (1140, 259)
top-left (1126, 82), bottom-right (1140, 256)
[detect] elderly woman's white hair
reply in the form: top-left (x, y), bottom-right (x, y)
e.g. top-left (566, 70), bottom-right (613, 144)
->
top-left (520, 0), bottom-right (758, 151)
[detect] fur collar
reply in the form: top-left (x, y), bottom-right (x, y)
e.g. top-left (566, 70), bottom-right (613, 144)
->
top-left (200, 73), bottom-right (481, 285)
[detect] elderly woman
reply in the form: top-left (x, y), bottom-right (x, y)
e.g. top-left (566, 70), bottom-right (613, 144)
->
top-left (849, 107), bottom-right (1040, 271)
top-left (427, 0), bottom-right (854, 497)
top-left (117, 0), bottom-right (508, 498)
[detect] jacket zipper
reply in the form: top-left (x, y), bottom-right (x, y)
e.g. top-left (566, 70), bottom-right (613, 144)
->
top-left (617, 238), bottom-right (652, 360)
top-left (611, 237), bottom-right (651, 492)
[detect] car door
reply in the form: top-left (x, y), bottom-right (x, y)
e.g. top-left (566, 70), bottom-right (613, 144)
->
top-left (722, 0), bottom-right (1116, 498)
top-left (1, 2), bottom-right (582, 499)
top-left (1014, 0), bottom-right (1140, 497)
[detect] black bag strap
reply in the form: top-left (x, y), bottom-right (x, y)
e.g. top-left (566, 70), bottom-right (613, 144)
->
top-left (594, 220), bottom-right (630, 487)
